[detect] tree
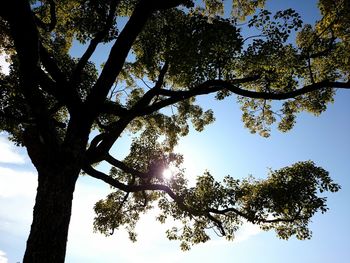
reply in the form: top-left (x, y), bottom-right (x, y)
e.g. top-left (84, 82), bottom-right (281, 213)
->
top-left (0, 0), bottom-right (349, 262)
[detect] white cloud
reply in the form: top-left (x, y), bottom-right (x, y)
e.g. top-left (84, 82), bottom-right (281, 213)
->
top-left (0, 137), bottom-right (25, 165)
top-left (234, 222), bottom-right (262, 243)
top-left (189, 221), bottom-right (262, 252)
top-left (0, 167), bottom-right (37, 198)
top-left (0, 250), bottom-right (8, 263)
top-left (0, 167), bottom-right (36, 243)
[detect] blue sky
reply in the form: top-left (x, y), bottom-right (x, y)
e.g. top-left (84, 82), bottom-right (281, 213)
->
top-left (1, 0), bottom-right (350, 262)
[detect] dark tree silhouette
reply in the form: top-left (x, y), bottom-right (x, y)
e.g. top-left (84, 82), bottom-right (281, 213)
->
top-left (0, 0), bottom-right (349, 262)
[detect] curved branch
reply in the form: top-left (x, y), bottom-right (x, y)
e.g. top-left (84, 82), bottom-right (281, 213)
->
top-left (83, 165), bottom-right (178, 200)
top-left (83, 165), bottom-right (131, 191)
top-left (47, 0), bottom-right (57, 31)
top-left (130, 62), bottom-right (169, 111)
top-left (137, 76), bottom-right (259, 116)
top-left (105, 154), bottom-right (149, 179)
top-left (87, 63), bottom-right (169, 162)
top-left (88, 76), bottom-right (349, 163)
top-left (84, 165), bottom-right (307, 238)
top-left (208, 208), bottom-right (306, 224)
top-left (37, 68), bottom-right (58, 96)
top-left (139, 78), bottom-right (350, 116)
top-left (225, 79), bottom-right (350, 99)
top-left (86, 116), bottom-right (133, 163)
top-left (206, 213), bottom-right (226, 236)
top-left (88, 133), bottom-right (106, 152)
top-left (207, 207), bottom-right (248, 221)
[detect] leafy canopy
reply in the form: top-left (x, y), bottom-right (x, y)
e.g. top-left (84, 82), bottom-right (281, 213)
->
top-left (1, 0), bottom-right (349, 250)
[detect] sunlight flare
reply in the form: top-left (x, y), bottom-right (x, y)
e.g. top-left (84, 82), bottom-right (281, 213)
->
top-left (162, 165), bottom-right (177, 180)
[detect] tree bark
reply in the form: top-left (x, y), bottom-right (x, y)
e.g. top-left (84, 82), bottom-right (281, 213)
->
top-left (22, 156), bottom-right (80, 263)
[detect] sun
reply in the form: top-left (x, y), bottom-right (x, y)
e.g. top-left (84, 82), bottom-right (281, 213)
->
top-left (162, 168), bottom-right (173, 180)
top-left (162, 165), bottom-right (177, 180)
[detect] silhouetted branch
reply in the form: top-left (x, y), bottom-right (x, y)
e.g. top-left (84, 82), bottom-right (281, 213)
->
top-left (130, 62), bottom-right (169, 110)
top-left (87, 74), bottom-right (349, 164)
top-left (70, 0), bottom-right (121, 86)
top-left (105, 154), bottom-right (149, 179)
top-left (86, 0), bottom-right (154, 113)
top-left (85, 164), bottom-right (307, 238)
top-left (99, 101), bottom-right (129, 116)
top-left (140, 78), bottom-right (350, 116)
top-left (207, 213), bottom-right (226, 236)
top-left (86, 117), bottom-right (133, 163)
top-left (39, 44), bottom-right (82, 112)
top-left (208, 208), bottom-right (306, 224)
top-left (83, 165), bottom-right (178, 200)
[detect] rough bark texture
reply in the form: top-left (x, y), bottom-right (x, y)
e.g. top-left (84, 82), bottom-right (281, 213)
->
top-left (22, 160), bottom-right (80, 263)
top-left (20, 126), bottom-right (87, 263)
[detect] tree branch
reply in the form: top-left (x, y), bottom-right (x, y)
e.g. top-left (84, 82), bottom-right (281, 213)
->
top-left (100, 101), bottom-right (129, 116)
top-left (151, 0), bottom-right (192, 10)
top-left (224, 79), bottom-right (349, 99)
top-left (1, 0), bottom-right (60, 148)
top-left (243, 34), bottom-right (267, 43)
top-left (85, 0), bottom-right (154, 115)
top-left (88, 75), bottom-right (349, 164)
top-left (307, 52), bottom-right (315, 84)
top-left (137, 76), bottom-right (259, 116)
top-left (39, 44), bottom-right (82, 112)
top-left (37, 68), bottom-right (59, 96)
top-left (86, 117), bottom-right (133, 163)
top-left (206, 213), bottom-right (226, 236)
top-left (104, 153), bottom-right (149, 179)
top-left (208, 208), bottom-right (306, 224)
top-left (83, 165), bottom-right (178, 200)
top-left (130, 62), bottom-right (169, 111)
top-left (85, 165), bottom-right (307, 237)
top-left (86, 63), bottom-right (168, 163)
top-left (139, 78), bottom-right (350, 116)
top-left (83, 165), bottom-right (131, 191)
top-left (70, 0), bottom-right (121, 86)
top-left (86, 63), bottom-right (169, 162)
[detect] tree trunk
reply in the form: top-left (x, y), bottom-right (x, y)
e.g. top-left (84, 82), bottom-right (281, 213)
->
top-left (23, 161), bottom-right (80, 263)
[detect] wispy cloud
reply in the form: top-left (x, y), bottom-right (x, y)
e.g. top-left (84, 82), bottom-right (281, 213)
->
top-left (0, 141), bottom-right (35, 245)
top-left (234, 222), bottom-right (262, 243)
top-left (0, 166), bottom-right (37, 237)
top-left (0, 137), bottom-right (25, 165)
top-left (0, 250), bottom-right (8, 263)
